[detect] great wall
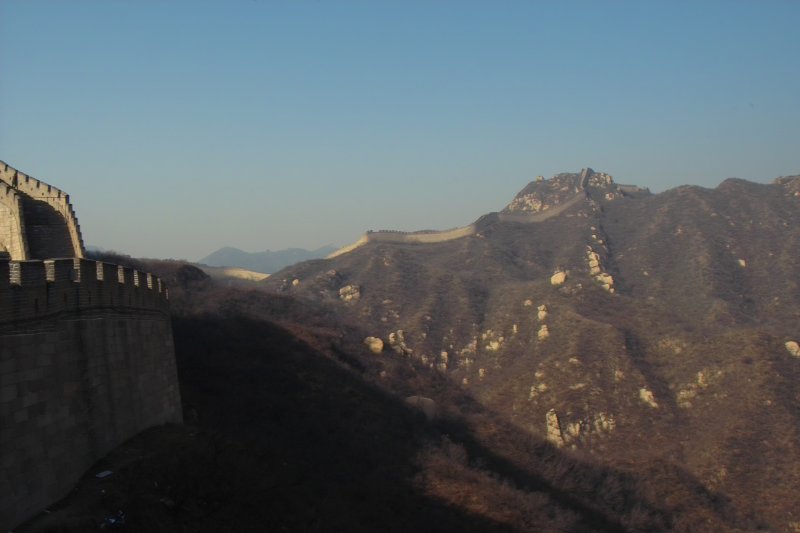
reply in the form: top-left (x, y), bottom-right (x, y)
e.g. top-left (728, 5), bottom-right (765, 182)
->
top-left (328, 168), bottom-right (617, 259)
top-left (0, 161), bottom-right (182, 529)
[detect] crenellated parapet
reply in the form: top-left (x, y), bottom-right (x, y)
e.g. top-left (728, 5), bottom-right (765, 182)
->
top-left (0, 257), bottom-right (176, 529)
top-left (0, 258), bottom-right (168, 324)
top-left (0, 162), bottom-right (179, 530)
top-left (0, 161), bottom-right (85, 259)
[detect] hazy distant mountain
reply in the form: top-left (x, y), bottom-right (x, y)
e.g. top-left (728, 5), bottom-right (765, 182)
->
top-left (262, 168), bottom-right (800, 530)
top-left (198, 245), bottom-right (337, 274)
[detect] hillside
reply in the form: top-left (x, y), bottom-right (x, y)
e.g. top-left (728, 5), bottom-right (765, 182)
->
top-left (20, 261), bottom-right (723, 532)
top-left (261, 168), bottom-right (800, 530)
top-left (198, 245), bottom-right (337, 274)
top-left (20, 169), bottom-right (800, 531)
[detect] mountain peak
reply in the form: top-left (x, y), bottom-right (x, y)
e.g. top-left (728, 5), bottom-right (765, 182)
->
top-left (503, 168), bottom-right (635, 214)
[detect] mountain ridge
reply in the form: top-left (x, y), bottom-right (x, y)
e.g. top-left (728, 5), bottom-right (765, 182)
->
top-left (262, 168), bottom-right (800, 530)
top-left (32, 169), bottom-right (800, 531)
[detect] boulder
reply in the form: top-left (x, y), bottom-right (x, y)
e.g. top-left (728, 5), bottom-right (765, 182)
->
top-left (537, 304), bottom-right (548, 321)
top-left (363, 337), bottom-right (384, 354)
top-left (785, 340), bottom-right (800, 358)
top-left (550, 270), bottom-right (567, 286)
top-left (537, 325), bottom-right (550, 341)
top-left (405, 396), bottom-right (437, 420)
top-left (639, 387), bottom-right (659, 408)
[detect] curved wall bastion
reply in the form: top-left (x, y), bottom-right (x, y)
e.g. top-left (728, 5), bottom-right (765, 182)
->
top-left (0, 161), bottom-right (85, 260)
top-left (0, 162), bottom-right (182, 530)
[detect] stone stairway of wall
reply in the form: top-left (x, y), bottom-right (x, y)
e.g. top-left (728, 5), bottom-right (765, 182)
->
top-left (20, 195), bottom-right (74, 259)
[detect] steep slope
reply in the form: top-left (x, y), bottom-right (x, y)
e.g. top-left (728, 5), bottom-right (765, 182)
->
top-left (20, 263), bottom-right (741, 532)
top-left (264, 169), bottom-right (800, 530)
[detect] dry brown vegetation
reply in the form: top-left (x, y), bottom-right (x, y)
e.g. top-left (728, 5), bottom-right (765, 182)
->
top-left (22, 174), bottom-right (800, 531)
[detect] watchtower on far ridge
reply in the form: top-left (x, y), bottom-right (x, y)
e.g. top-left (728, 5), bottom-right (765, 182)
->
top-left (0, 161), bottom-right (85, 260)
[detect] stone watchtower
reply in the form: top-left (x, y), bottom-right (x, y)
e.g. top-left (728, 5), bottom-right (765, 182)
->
top-left (0, 161), bottom-right (85, 260)
top-left (0, 161), bottom-right (182, 530)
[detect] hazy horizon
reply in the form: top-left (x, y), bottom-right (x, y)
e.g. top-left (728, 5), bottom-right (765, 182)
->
top-left (1, 1), bottom-right (798, 260)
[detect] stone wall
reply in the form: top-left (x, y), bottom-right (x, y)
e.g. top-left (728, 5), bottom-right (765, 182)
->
top-left (0, 259), bottom-right (181, 529)
top-left (0, 183), bottom-right (28, 259)
top-left (327, 190), bottom-right (589, 258)
top-left (0, 161), bottom-right (85, 259)
top-left (327, 225), bottom-right (477, 258)
top-left (367, 224), bottom-right (477, 244)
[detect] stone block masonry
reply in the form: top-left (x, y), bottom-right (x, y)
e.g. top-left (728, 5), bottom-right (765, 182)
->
top-left (0, 258), bottom-right (181, 529)
top-left (0, 161), bottom-right (85, 260)
top-left (0, 162), bottom-right (180, 528)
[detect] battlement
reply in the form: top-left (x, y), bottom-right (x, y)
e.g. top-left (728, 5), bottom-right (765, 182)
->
top-left (0, 161), bottom-right (85, 259)
top-left (0, 258), bottom-right (168, 324)
top-left (0, 162), bottom-right (178, 530)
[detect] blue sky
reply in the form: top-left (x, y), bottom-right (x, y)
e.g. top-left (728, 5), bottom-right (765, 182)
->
top-left (1, 1), bottom-right (798, 260)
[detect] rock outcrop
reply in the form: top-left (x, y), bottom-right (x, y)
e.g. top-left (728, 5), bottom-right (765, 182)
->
top-left (545, 409), bottom-right (565, 448)
top-left (550, 270), bottom-right (567, 286)
top-left (339, 284), bottom-right (361, 302)
top-left (639, 388), bottom-right (659, 408)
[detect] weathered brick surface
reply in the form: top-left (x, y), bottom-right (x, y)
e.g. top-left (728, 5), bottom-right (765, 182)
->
top-left (0, 257), bottom-right (179, 529)
top-left (0, 309), bottom-right (181, 529)
top-left (0, 162), bottom-right (178, 529)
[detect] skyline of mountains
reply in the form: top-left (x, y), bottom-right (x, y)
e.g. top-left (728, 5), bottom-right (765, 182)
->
top-left (197, 245), bottom-right (337, 274)
top-left (259, 168), bottom-right (800, 530)
top-left (20, 167), bottom-right (800, 531)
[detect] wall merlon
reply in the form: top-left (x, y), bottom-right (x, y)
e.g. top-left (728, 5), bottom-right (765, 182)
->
top-left (10, 261), bottom-right (47, 287)
top-left (44, 259), bottom-right (77, 283)
top-left (0, 259), bottom-right (168, 324)
top-left (97, 262), bottom-right (116, 283)
top-left (119, 265), bottom-right (133, 286)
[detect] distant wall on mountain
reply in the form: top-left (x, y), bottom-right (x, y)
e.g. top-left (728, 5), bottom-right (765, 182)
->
top-left (327, 189), bottom-right (589, 258)
top-left (367, 225), bottom-right (477, 243)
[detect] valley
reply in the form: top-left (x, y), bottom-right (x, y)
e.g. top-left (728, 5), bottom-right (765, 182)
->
top-left (21, 169), bottom-right (800, 531)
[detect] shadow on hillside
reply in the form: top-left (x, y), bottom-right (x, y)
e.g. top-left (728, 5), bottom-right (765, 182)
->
top-left (38, 260), bottom-right (754, 531)
top-left (171, 314), bottom-right (514, 533)
top-left (18, 301), bottom-right (753, 532)
top-left (168, 312), bottom-right (753, 532)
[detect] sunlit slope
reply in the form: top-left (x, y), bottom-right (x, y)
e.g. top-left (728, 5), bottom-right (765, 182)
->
top-left (264, 170), bottom-right (800, 529)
